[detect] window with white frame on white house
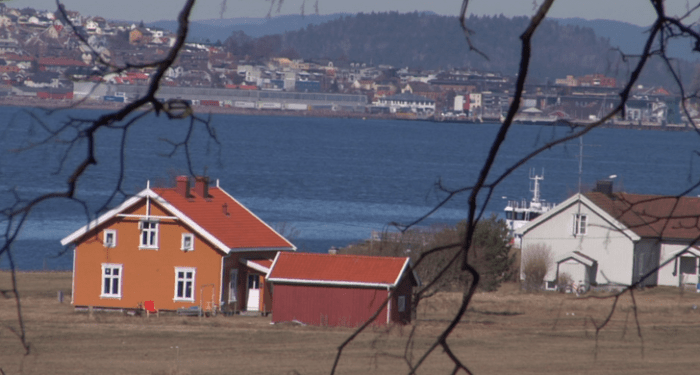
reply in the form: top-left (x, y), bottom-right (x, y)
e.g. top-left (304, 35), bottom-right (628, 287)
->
top-left (573, 214), bottom-right (587, 235)
top-left (103, 229), bottom-right (116, 247)
top-left (175, 267), bottom-right (195, 301)
top-left (101, 264), bottom-right (122, 298)
top-left (139, 221), bottom-right (158, 248)
top-left (181, 233), bottom-right (194, 251)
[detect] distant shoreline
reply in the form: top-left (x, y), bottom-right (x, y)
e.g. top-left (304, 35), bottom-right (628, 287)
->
top-left (0, 97), bottom-right (393, 121)
top-left (0, 97), bottom-right (692, 131)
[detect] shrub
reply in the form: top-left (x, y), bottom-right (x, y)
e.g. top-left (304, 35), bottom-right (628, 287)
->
top-left (340, 215), bottom-right (515, 292)
top-left (521, 243), bottom-right (553, 291)
top-left (556, 272), bottom-right (573, 292)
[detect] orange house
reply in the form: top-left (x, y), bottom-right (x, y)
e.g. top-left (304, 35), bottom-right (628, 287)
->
top-left (60, 176), bottom-right (296, 314)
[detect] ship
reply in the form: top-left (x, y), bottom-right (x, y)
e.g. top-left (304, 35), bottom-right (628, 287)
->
top-left (504, 169), bottom-right (556, 246)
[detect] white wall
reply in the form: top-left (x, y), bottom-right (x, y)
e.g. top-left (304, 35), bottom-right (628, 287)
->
top-left (73, 81), bottom-right (109, 99)
top-left (558, 260), bottom-right (587, 286)
top-left (520, 199), bottom-right (636, 286)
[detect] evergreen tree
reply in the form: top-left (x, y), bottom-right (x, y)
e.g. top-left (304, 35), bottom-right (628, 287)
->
top-left (465, 214), bottom-right (515, 291)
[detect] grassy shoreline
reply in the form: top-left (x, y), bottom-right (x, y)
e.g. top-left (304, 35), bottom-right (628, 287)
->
top-left (2, 271), bottom-right (700, 374)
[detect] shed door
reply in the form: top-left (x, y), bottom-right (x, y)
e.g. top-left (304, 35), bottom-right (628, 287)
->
top-left (680, 257), bottom-right (698, 285)
top-left (246, 274), bottom-right (261, 312)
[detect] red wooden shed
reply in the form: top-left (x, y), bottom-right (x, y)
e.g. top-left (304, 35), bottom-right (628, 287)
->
top-left (267, 252), bottom-right (419, 327)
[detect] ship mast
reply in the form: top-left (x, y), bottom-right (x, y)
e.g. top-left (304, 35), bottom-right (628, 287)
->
top-left (529, 168), bottom-right (544, 206)
top-left (578, 137), bottom-right (583, 194)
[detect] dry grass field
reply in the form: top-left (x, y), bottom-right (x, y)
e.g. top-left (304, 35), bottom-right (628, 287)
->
top-left (2, 271), bottom-right (700, 374)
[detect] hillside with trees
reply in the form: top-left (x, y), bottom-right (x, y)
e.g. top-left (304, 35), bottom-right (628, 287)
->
top-left (247, 12), bottom-right (692, 87)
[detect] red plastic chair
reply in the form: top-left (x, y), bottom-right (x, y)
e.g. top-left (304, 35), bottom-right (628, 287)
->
top-left (145, 300), bottom-right (159, 317)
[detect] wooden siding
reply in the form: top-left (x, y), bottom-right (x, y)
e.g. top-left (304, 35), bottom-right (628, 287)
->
top-left (271, 284), bottom-right (391, 327)
top-left (390, 274), bottom-right (413, 324)
top-left (72, 200), bottom-right (224, 311)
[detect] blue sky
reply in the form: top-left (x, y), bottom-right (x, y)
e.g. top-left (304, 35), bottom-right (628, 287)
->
top-left (7, 0), bottom-right (693, 25)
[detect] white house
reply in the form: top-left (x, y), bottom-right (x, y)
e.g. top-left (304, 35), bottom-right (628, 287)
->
top-left (373, 93), bottom-right (435, 114)
top-left (517, 182), bottom-right (700, 291)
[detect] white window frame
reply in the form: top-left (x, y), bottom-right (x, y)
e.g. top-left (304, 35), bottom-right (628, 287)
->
top-left (181, 233), bottom-right (194, 252)
top-left (174, 267), bottom-right (196, 302)
top-left (397, 295), bottom-right (406, 313)
top-left (139, 220), bottom-right (159, 249)
top-left (573, 214), bottom-right (587, 236)
top-left (103, 229), bottom-right (116, 248)
top-left (101, 263), bottom-right (122, 299)
top-left (545, 280), bottom-right (558, 291)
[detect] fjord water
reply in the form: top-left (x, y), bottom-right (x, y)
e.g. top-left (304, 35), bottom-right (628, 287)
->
top-left (1, 106), bottom-right (700, 270)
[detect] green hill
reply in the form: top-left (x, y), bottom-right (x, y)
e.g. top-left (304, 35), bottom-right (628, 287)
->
top-left (268, 12), bottom-right (694, 87)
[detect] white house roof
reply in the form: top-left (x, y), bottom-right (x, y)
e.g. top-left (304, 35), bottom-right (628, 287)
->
top-left (522, 107), bottom-right (543, 113)
top-left (555, 251), bottom-right (596, 267)
top-left (683, 247), bottom-right (700, 257)
top-left (515, 193), bottom-right (641, 241)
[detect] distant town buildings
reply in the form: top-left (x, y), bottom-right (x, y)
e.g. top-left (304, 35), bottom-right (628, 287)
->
top-left (0, 4), bottom-right (691, 127)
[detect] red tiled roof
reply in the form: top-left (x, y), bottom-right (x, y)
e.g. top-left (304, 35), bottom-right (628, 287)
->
top-left (267, 252), bottom-right (412, 287)
top-left (1, 54), bottom-right (34, 61)
top-left (38, 57), bottom-right (87, 67)
top-left (585, 192), bottom-right (700, 240)
top-left (152, 186), bottom-right (295, 251)
top-left (125, 72), bottom-right (149, 79)
top-left (251, 259), bottom-right (273, 269)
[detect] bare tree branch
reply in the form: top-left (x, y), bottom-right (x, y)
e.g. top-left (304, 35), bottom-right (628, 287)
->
top-left (0, 0), bottom-right (208, 357)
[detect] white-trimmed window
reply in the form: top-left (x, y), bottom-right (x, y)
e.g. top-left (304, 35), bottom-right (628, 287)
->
top-left (397, 295), bottom-right (406, 313)
top-left (573, 214), bottom-right (587, 235)
top-left (139, 220), bottom-right (158, 249)
top-left (101, 263), bottom-right (122, 298)
top-left (103, 229), bottom-right (116, 248)
top-left (174, 267), bottom-right (195, 301)
top-left (546, 281), bottom-right (557, 291)
top-left (181, 233), bottom-right (194, 251)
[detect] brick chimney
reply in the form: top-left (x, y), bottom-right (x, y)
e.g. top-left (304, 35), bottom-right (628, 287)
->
top-left (175, 176), bottom-right (191, 197)
top-left (594, 180), bottom-right (614, 196)
top-left (194, 176), bottom-right (210, 198)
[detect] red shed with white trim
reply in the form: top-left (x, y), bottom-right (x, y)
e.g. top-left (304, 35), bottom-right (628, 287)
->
top-left (267, 252), bottom-right (419, 326)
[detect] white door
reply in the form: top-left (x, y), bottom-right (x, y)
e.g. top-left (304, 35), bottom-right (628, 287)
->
top-left (246, 274), bottom-right (261, 311)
